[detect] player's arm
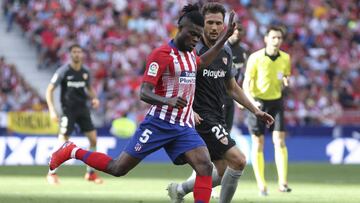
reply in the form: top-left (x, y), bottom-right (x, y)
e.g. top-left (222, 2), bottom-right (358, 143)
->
top-left (87, 86), bottom-right (100, 109)
top-left (198, 11), bottom-right (236, 68)
top-left (140, 82), bottom-right (187, 108)
top-left (226, 78), bottom-right (274, 126)
top-left (46, 83), bottom-right (58, 122)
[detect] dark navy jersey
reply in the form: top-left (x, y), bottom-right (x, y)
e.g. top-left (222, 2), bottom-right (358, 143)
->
top-left (50, 64), bottom-right (91, 109)
top-left (225, 41), bottom-right (248, 104)
top-left (193, 39), bottom-right (234, 122)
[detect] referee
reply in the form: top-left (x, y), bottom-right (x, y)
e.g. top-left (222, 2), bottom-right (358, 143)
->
top-left (243, 25), bottom-right (292, 196)
top-left (46, 44), bottom-right (102, 185)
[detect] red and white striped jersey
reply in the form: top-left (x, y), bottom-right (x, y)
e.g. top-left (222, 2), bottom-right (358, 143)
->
top-left (142, 40), bottom-right (200, 128)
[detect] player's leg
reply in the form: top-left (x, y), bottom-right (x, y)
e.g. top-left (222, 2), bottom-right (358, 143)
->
top-left (251, 134), bottom-right (267, 195)
top-left (271, 98), bottom-right (291, 192)
top-left (47, 113), bottom-right (75, 185)
top-left (247, 100), bottom-right (268, 195)
top-left (184, 146), bottom-right (213, 203)
top-left (273, 130), bottom-right (290, 191)
top-left (79, 108), bottom-right (102, 183)
top-left (219, 146), bottom-right (246, 203)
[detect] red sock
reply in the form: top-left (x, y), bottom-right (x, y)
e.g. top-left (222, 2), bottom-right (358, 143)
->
top-left (75, 149), bottom-right (112, 172)
top-left (193, 175), bottom-right (212, 203)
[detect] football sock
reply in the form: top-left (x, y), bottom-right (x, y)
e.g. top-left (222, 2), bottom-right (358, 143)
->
top-left (275, 146), bottom-right (288, 186)
top-left (252, 150), bottom-right (267, 190)
top-left (181, 166), bottom-right (221, 195)
top-left (86, 146), bottom-right (97, 173)
top-left (193, 175), bottom-right (212, 203)
top-left (219, 167), bottom-right (243, 203)
top-left (72, 148), bottom-right (112, 172)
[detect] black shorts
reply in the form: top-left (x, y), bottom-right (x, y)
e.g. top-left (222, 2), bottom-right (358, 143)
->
top-left (196, 120), bottom-right (236, 161)
top-left (59, 107), bottom-right (95, 136)
top-left (246, 98), bottom-right (285, 136)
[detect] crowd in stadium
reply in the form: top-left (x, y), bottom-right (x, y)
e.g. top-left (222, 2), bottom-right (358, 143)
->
top-left (1, 0), bottom-right (359, 126)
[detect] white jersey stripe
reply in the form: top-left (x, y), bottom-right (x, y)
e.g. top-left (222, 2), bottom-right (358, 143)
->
top-left (178, 51), bottom-right (190, 126)
top-left (185, 52), bottom-right (197, 127)
top-left (169, 49), bottom-right (181, 124)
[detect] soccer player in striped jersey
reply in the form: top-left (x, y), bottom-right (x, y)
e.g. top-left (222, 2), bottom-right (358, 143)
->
top-left (167, 3), bottom-right (274, 203)
top-left (48, 4), bottom-right (236, 203)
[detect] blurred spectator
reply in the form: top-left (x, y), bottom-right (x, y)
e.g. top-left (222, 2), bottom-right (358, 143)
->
top-left (0, 56), bottom-right (47, 112)
top-left (3, 0), bottom-right (360, 126)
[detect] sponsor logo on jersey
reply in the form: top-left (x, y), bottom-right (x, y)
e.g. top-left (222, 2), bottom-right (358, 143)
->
top-left (67, 81), bottom-right (86, 88)
top-left (147, 62), bottom-right (159, 77)
top-left (203, 69), bottom-right (227, 79)
top-left (179, 71), bottom-right (196, 84)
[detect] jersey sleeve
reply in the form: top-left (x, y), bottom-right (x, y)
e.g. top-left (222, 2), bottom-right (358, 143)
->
top-left (142, 49), bottom-right (169, 85)
top-left (224, 45), bottom-right (235, 80)
top-left (50, 66), bottom-right (66, 87)
top-left (244, 53), bottom-right (257, 79)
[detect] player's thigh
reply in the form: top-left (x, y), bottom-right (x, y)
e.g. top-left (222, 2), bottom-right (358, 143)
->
top-left (196, 121), bottom-right (236, 161)
top-left (183, 146), bottom-right (212, 176)
top-left (76, 108), bottom-right (95, 133)
top-left (59, 111), bottom-right (76, 136)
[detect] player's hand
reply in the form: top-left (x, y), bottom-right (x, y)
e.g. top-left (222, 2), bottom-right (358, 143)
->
top-left (194, 112), bottom-right (203, 125)
top-left (91, 98), bottom-right (100, 109)
top-left (167, 96), bottom-right (188, 108)
top-left (254, 110), bottom-right (274, 128)
top-left (49, 110), bottom-right (58, 122)
top-left (221, 10), bottom-right (236, 41)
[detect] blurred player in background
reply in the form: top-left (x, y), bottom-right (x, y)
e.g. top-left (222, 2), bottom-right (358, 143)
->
top-left (224, 22), bottom-right (248, 132)
top-left (48, 4), bottom-right (236, 203)
top-left (243, 25), bottom-right (292, 196)
top-left (167, 3), bottom-right (274, 203)
top-left (46, 44), bottom-right (102, 185)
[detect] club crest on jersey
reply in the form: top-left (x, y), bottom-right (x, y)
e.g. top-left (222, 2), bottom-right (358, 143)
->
top-left (147, 62), bottom-right (159, 77)
top-left (222, 57), bottom-right (228, 65)
top-left (134, 143), bottom-right (143, 152)
top-left (83, 73), bottom-right (88, 80)
top-left (220, 137), bottom-right (229, 145)
top-left (179, 71), bottom-right (196, 84)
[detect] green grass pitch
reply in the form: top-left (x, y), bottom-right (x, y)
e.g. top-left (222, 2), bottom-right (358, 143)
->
top-left (0, 163), bottom-right (359, 203)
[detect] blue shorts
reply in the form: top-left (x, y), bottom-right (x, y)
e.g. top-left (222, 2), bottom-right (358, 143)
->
top-left (124, 115), bottom-right (206, 165)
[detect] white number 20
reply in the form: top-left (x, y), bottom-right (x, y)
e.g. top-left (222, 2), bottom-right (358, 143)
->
top-left (140, 129), bottom-right (152, 143)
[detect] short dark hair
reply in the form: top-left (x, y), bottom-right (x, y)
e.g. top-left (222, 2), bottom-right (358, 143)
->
top-left (201, 2), bottom-right (226, 20)
top-left (69, 44), bottom-right (82, 51)
top-left (178, 4), bottom-right (204, 27)
top-left (265, 25), bottom-right (285, 37)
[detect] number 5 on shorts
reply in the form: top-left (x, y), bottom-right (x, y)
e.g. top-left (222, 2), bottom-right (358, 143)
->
top-left (140, 129), bottom-right (152, 143)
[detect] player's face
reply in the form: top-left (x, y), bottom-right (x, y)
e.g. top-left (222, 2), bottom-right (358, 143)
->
top-left (70, 47), bottom-right (83, 63)
top-left (265, 30), bottom-right (283, 50)
top-left (203, 13), bottom-right (224, 43)
top-left (179, 24), bottom-right (203, 52)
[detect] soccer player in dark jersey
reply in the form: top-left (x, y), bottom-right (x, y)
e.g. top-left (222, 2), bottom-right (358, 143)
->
top-left (46, 44), bottom-right (102, 185)
top-left (167, 3), bottom-right (274, 203)
top-left (48, 4), bottom-right (236, 203)
top-left (224, 22), bottom-right (248, 131)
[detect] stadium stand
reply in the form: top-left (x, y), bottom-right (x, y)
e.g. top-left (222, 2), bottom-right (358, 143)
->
top-left (1, 0), bottom-right (359, 126)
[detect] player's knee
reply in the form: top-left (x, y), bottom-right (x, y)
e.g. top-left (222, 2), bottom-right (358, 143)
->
top-left (229, 155), bottom-right (247, 170)
top-left (194, 160), bottom-right (213, 176)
